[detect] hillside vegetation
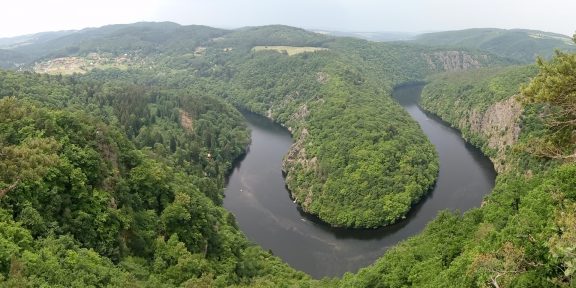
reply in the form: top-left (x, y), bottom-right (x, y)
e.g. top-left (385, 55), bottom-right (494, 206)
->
top-left (1, 22), bottom-right (574, 286)
top-left (0, 70), bottom-right (318, 287)
top-left (413, 28), bottom-right (576, 63)
top-left (420, 65), bottom-right (538, 171)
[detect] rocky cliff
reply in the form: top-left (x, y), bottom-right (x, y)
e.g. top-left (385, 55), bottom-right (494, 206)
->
top-left (420, 66), bottom-right (537, 173)
top-left (459, 97), bottom-right (522, 172)
top-left (422, 51), bottom-right (489, 71)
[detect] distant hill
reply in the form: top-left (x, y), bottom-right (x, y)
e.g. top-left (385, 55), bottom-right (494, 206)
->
top-left (0, 23), bottom-right (513, 71)
top-left (0, 49), bottom-right (30, 68)
top-left (312, 30), bottom-right (417, 42)
top-left (10, 22), bottom-right (228, 59)
top-left (0, 30), bottom-right (76, 49)
top-left (412, 28), bottom-right (576, 63)
top-left (210, 25), bottom-right (334, 51)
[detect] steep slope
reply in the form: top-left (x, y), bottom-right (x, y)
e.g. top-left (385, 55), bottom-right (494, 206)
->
top-left (413, 28), bottom-right (576, 63)
top-left (420, 65), bottom-right (538, 172)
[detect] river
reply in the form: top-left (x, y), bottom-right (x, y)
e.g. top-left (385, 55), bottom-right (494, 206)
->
top-left (223, 85), bottom-right (496, 278)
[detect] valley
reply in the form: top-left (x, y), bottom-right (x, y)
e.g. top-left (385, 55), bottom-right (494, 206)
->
top-left (0, 21), bottom-right (574, 287)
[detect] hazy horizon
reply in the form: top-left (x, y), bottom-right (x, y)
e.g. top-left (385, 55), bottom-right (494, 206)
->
top-left (1, 0), bottom-right (574, 38)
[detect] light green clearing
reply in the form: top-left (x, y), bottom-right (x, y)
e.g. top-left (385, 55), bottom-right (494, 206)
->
top-left (252, 46), bottom-right (328, 56)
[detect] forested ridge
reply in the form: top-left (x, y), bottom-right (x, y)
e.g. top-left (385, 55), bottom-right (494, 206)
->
top-left (0, 22), bottom-right (574, 287)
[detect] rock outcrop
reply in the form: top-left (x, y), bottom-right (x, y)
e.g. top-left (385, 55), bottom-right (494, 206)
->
top-left (282, 127), bottom-right (318, 207)
top-left (465, 97), bottom-right (522, 172)
top-left (422, 51), bottom-right (488, 71)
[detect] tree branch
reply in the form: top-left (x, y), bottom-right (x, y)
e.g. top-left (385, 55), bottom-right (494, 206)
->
top-left (0, 179), bottom-right (20, 198)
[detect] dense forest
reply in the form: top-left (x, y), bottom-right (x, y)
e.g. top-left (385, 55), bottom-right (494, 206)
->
top-left (0, 70), bottom-right (320, 287)
top-left (0, 22), bottom-right (575, 286)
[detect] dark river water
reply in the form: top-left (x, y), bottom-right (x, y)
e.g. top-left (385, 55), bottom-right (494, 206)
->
top-left (223, 85), bottom-right (496, 278)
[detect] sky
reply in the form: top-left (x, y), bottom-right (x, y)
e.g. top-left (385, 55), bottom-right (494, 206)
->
top-left (1, 0), bottom-right (574, 38)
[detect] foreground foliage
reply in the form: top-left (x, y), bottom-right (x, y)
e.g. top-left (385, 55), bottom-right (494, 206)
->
top-left (521, 50), bottom-right (576, 160)
top-left (0, 71), bottom-right (310, 287)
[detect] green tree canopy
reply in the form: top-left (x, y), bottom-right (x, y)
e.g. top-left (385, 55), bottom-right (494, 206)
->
top-left (521, 38), bottom-right (576, 160)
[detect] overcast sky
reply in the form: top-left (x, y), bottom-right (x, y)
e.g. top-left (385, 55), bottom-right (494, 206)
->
top-left (1, 0), bottom-right (574, 38)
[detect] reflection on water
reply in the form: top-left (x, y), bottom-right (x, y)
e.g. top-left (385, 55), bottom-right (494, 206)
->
top-left (223, 85), bottom-right (496, 278)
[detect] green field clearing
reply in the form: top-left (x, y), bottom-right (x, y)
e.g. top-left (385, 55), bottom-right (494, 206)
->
top-left (252, 45), bottom-right (328, 55)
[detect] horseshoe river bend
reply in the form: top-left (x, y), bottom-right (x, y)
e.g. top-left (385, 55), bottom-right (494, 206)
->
top-left (223, 85), bottom-right (496, 278)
